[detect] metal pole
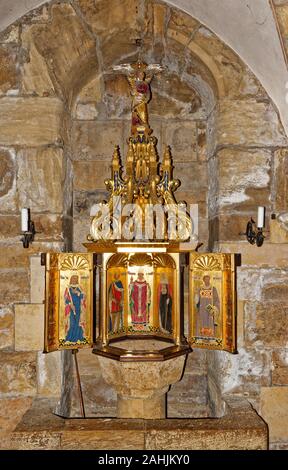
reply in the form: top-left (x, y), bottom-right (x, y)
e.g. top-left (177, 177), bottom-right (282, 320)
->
top-left (72, 349), bottom-right (86, 418)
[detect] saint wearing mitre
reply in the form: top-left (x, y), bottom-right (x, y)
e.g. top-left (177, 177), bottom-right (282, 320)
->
top-left (129, 268), bottom-right (151, 325)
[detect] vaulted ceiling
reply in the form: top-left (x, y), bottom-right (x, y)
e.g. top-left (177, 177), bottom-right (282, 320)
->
top-left (1, 0), bottom-right (288, 134)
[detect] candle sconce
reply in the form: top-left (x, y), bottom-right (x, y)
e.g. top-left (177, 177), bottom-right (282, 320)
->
top-left (21, 220), bottom-right (36, 248)
top-left (21, 208), bottom-right (36, 249)
top-left (245, 218), bottom-right (265, 247)
top-left (240, 207), bottom-right (267, 247)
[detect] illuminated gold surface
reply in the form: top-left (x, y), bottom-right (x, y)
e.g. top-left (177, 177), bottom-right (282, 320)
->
top-left (44, 253), bottom-right (94, 352)
top-left (88, 62), bottom-right (192, 243)
top-left (188, 253), bottom-right (236, 353)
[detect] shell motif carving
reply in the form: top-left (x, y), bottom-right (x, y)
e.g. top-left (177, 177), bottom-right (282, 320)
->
top-left (153, 254), bottom-right (176, 268)
top-left (128, 253), bottom-right (153, 266)
top-left (107, 253), bottom-right (128, 268)
top-left (193, 255), bottom-right (221, 271)
top-left (60, 254), bottom-right (90, 271)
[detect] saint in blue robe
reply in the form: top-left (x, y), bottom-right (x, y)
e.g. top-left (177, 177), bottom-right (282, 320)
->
top-left (65, 286), bottom-right (85, 342)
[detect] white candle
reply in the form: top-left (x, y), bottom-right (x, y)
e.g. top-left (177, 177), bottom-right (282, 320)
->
top-left (21, 208), bottom-right (29, 232)
top-left (257, 206), bottom-right (265, 229)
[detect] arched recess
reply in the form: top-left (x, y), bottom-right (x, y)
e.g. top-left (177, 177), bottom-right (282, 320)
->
top-left (0, 0), bottom-right (287, 421)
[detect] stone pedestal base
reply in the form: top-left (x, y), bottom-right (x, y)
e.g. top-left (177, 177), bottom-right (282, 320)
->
top-left (118, 395), bottom-right (166, 419)
top-left (97, 346), bottom-right (186, 419)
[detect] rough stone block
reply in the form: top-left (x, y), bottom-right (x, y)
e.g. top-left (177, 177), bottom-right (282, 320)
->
top-left (0, 242), bottom-right (60, 269)
top-left (73, 190), bottom-right (108, 218)
top-left (197, 122), bottom-right (207, 161)
top-left (274, 149), bottom-right (288, 212)
top-left (0, 305), bottom-right (14, 350)
top-left (167, 8), bottom-right (199, 36)
top-left (217, 148), bottom-right (271, 209)
top-left (37, 352), bottom-right (61, 397)
top-left (185, 349), bottom-right (207, 373)
top-left (216, 99), bottom-right (287, 147)
top-left (272, 349), bottom-right (288, 385)
top-left (149, 75), bottom-right (202, 119)
top-left (0, 397), bottom-right (33, 449)
top-left (31, 3), bottom-right (97, 100)
top-left (73, 217), bottom-right (90, 251)
top-left (262, 283), bottom-right (288, 303)
top-left (275, 5), bottom-right (288, 36)
top-left (0, 215), bottom-right (20, 240)
top-left (270, 219), bottom-right (288, 244)
top-left (0, 25), bottom-right (20, 44)
top-left (0, 97), bottom-right (63, 146)
top-left (168, 373), bottom-right (208, 406)
top-left (15, 304), bottom-right (44, 352)
top-left (30, 214), bottom-right (65, 242)
top-left (20, 26), bottom-right (55, 96)
top-left (0, 147), bottom-right (17, 214)
top-left (0, 352), bottom-right (37, 395)
top-left (102, 74), bottom-right (131, 119)
top-left (0, 44), bottom-right (18, 95)
top-left (245, 301), bottom-right (288, 348)
top-left (174, 162), bottom-right (207, 192)
top-left (30, 256), bottom-right (45, 304)
top-left (162, 121), bottom-right (197, 161)
top-left (0, 270), bottom-right (29, 304)
top-left (175, 190), bottom-right (207, 217)
top-left (75, 0), bottom-right (139, 37)
top-left (72, 121), bottom-right (123, 161)
top-left (217, 241), bottom-right (288, 267)
top-left (260, 387), bottom-right (288, 442)
top-left (17, 148), bottom-right (64, 213)
top-left (73, 161), bottom-right (111, 191)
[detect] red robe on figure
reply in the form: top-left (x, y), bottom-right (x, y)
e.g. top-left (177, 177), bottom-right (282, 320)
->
top-left (130, 278), bottom-right (151, 324)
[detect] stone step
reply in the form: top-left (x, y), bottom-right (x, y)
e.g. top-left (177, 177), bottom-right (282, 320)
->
top-left (9, 396), bottom-right (267, 450)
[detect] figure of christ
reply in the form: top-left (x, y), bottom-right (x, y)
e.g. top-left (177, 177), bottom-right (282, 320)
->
top-left (108, 272), bottom-right (124, 333)
top-left (129, 269), bottom-right (151, 325)
top-left (127, 70), bottom-right (152, 135)
top-left (195, 275), bottom-right (220, 338)
top-left (64, 275), bottom-right (86, 343)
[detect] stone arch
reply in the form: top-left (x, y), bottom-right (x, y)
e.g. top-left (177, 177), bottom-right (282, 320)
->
top-left (0, 0), bottom-right (288, 431)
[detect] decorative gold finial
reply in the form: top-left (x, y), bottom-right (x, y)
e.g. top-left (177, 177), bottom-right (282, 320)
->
top-left (89, 62), bottom-right (192, 242)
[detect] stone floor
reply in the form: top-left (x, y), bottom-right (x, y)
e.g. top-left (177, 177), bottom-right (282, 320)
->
top-left (2, 396), bottom-right (268, 450)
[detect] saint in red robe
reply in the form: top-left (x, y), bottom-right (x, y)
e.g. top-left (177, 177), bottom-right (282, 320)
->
top-left (129, 278), bottom-right (151, 324)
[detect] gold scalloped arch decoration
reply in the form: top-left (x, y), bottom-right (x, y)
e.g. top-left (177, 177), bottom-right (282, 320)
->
top-left (107, 253), bottom-right (128, 268)
top-left (153, 254), bottom-right (176, 269)
top-left (60, 254), bottom-right (90, 271)
top-left (192, 255), bottom-right (221, 271)
top-left (128, 253), bottom-right (153, 266)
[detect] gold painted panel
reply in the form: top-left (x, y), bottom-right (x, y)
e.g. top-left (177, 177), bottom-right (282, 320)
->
top-left (44, 253), bottom-right (94, 352)
top-left (188, 253), bottom-right (236, 353)
top-left (106, 252), bottom-right (177, 339)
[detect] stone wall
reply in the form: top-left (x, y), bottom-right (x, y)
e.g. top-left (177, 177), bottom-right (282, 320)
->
top-left (0, 0), bottom-right (287, 449)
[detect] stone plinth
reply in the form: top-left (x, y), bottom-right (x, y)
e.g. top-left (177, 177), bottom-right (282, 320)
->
top-left (97, 340), bottom-right (186, 419)
top-left (9, 396), bottom-right (268, 450)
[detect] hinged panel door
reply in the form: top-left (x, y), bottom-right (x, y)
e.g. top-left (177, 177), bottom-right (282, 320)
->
top-left (43, 252), bottom-right (94, 352)
top-left (188, 253), bottom-right (237, 353)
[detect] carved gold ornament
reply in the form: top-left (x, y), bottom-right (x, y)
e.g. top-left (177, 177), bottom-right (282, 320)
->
top-left (60, 254), bottom-right (90, 271)
top-left (192, 255), bottom-right (222, 271)
top-left (88, 61), bottom-right (193, 244)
